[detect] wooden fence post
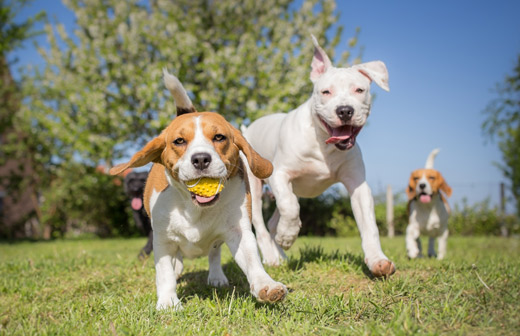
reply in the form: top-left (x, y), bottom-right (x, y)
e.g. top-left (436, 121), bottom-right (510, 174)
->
top-left (386, 185), bottom-right (394, 238)
top-left (500, 182), bottom-right (508, 237)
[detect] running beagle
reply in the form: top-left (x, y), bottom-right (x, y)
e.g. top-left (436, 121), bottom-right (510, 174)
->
top-left (110, 69), bottom-right (287, 310)
top-left (406, 149), bottom-right (452, 259)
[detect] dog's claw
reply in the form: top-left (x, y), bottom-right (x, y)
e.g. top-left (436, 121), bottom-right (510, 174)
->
top-left (370, 259), bottom-right (396, 278)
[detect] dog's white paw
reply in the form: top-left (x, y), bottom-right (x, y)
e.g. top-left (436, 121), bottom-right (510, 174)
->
top-left (208, 272), bottom-right (229, 287)
top-left (274, 217), bottom-right (301, 250)
top-left (156, 296), bottom-right (183, 311)
top-left (251, 281), bottom-right (287, 303)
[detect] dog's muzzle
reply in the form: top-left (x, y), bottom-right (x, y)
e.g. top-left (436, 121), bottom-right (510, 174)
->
top-left (319, 116), bottom-right (362, 151)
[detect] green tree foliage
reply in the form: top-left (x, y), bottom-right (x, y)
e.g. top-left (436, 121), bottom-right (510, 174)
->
top-left (13, 0), bottom-right (355, 237)
top-left (483, 54), bottom-right (520, 217)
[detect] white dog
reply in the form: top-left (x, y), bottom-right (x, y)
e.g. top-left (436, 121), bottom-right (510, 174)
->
top-left (243, 36), bottom-right (395, 277)
top-left (406, 149), bottom-right (452, 259)
top-left (110, 70), bottom-right (287, 310)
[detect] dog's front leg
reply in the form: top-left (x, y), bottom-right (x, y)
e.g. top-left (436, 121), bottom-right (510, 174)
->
top-left (225, 228), bottom-right (287, 303)
top-left (436, 229), bottom-right (448, 260)
top-left (345, 179), bottom-right (396, 277)
top-left (154, 240), bottom-right (182, 310)
top-left (406, 224), bottom-right (421, 259)
top-left (269, 171), bottom-right (302, 250)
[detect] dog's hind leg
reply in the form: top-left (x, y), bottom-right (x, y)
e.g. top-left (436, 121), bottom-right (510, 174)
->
top-left (172, 251), bottom-right (183, 280)
top-left (249, 173), bottom-right (286, 266)
top-left (207, 242), bottom-right (229, 287)
top-left (427, 237), bottom-right (437, 258)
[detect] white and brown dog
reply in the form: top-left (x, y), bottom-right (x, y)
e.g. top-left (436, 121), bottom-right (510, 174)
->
top-left (406, 149), bottom-right (452, 259)
top-left (110, 70), bottom-right (287, 310)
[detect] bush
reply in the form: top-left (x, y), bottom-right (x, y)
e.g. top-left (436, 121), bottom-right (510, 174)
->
top-left (39, 164), bottom-right (136, 238)
top-left (449, 198), bottom-right (519, 236)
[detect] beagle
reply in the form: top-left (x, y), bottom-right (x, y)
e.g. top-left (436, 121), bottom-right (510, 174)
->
top-left (406, 149), bottom-right (452, 260)
top-left (110, 69), bottom-right (287, 310)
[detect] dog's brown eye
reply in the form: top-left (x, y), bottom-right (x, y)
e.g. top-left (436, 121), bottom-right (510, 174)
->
top-left (321, 90), bottom-right (331, 95)
top-left (355, 88), bottom-right (365, 93)
top-left (213, 134), bottom-right (226, 142)
top-left (428, 176), bottom-right (436, 180)
top-left (413, 177), bottom-right (419, 181)
top-left (173, 138), bottom-right (186, 145)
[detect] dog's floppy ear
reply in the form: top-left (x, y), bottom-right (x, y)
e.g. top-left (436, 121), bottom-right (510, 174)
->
top-left (406, 173), bottom-right (417, 201)
top-left (437, 173), bottom-right (452, 198)
top-left (163, 68), bottom-right (197, 116)
top-left (310, 34), bottom-right (332, 82)
top-left (231, 126), bottom-right (273, 179)
top-left (353, 61), bottom-right (390, 92)
top-left (110, 135), bottom-right (165, 176)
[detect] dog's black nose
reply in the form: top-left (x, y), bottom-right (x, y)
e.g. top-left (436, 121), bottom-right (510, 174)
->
top-left (191, 153), bottom-right (212, 170)
top-left (336, 105), bottom-right (354, 121)
top-left (419, 183), bottom-right (426, 189)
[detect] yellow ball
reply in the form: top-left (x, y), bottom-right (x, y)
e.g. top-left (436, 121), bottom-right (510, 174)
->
top-left (186, 177), bottom-right (225, 197)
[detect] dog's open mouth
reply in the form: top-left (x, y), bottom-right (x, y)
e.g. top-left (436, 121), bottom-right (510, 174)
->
top-left (319, 117), bottom-right (362, 151)
top-left (190, 192), bottom-right (220, 206)
top-left (131, 197), bottom-right (143, 210)
top-left (418, 192), bottom-right (432, 203)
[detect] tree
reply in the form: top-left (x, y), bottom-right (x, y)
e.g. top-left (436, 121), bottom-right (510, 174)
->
top-left (0, 0), bottom-right (45, 238)
top-left (16, 0), bottom-right (359, 236)
top-left (482, 54), bottom-right (520, 218)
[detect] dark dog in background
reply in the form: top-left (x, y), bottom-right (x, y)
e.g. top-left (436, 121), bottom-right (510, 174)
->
top-left (124, 171), bottom-right (153, 258)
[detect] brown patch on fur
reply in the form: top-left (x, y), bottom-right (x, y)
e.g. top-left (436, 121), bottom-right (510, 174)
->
top-left (143, 163), bottom-right (169, 216)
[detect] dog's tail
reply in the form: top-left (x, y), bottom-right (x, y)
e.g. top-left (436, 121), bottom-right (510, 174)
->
top-left (163, 68), bottom-right (197, 115)
top-left (424, 148), bottom-right (440, 169)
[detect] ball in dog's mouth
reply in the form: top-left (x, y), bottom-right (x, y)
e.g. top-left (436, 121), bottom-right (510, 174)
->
top-left (185, 177), bottom-right (225, 206)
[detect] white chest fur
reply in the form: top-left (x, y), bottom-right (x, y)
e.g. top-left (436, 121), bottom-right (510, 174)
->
top-left (149, 175), bottom-right (246, 258)
top-left (409, 195), bottom-right (449, 237)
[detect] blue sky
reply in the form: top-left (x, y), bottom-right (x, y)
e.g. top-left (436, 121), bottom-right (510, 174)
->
top-left (10, 0), bottom-right (520, 210)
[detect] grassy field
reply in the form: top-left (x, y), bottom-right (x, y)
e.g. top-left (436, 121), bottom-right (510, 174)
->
top-left (1, 236), bottom-right (519, 335)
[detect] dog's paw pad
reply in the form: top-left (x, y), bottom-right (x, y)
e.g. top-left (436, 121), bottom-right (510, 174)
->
top-left (371, 259), bottom-right (396, 278)
top-left (258, 285), bottom-right (287, 303)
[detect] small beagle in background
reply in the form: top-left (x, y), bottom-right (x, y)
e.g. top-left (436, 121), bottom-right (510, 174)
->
top-left (110, 69), bottom-right (287, 310)
top-left (406, 149), bottom-right (452, 260)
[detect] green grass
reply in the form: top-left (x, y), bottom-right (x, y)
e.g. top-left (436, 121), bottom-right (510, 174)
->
top-left (1, 236), bottom-right (519, 335)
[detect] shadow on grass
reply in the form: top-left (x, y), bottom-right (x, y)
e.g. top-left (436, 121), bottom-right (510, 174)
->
top-left (287, 244), bottom-right (377, 279)
top-left (177, 261), bottom-right (262, 302)
top-left (176, 244), bottom-right (382, 303)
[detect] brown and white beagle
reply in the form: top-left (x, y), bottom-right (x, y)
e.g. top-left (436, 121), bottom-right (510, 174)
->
top-left (406, 149), bottom-right (452, 259)
top-left (110, 69), bottom-right (287, 310)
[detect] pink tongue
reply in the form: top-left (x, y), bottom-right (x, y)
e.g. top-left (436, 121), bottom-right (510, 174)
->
top-left (325, 125), bottom-right (353, 144)
top-left (195, 194), bottom-right (216, 204)
top-left (419, 195), bottom-right (431, 203)
top-left (131, 198), bottom-right (143, 210)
